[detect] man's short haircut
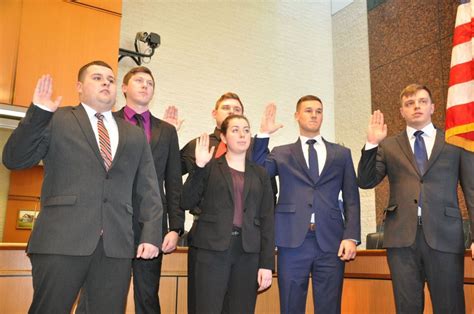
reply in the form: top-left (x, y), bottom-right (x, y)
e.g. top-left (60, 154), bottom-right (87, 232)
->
top-left (399, 84), bottom-right (433, 105)
top-left (296, 95), bottom-right (323, 111)
top-left (215, 92), bottom-right (244, 113)
top-left (220, 114), bottom-right (250, 136)
top-left (123, 66), bottom-right (155, 85)
top-left (77, 60), bottom-right (113, 82)
top-left (122, 66), bottom-right (155, 98)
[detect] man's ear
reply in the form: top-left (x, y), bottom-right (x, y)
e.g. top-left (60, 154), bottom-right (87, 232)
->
top-left (76, 81), bottom-right (83, 93)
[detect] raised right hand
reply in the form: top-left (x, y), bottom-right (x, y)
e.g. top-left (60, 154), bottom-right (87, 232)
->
top-left (33, 75), bottom-right (62, 112)
top-left (367, 110), bottom-right (387, 145)
top-left (195, 133), bottom-right (215, 168)
top-left (163, 105), bottom-right (184, 131)
top-left (259, 102), bottom-right (283, 135)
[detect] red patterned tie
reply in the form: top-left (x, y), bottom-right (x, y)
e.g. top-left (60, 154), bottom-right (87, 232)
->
top-left (95, 113), bottom-right (112, 171)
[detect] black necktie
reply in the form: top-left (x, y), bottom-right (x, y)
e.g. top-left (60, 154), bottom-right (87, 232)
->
top-left (414, 130), bottom-right (428, 209)
top-left (134, 113), bottom-right (145, 131)
top-left (306, 139), bottom-right (319, 182)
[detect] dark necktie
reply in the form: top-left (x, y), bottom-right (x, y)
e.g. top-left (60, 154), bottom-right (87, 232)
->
top-left (414, 131), bottom-right (428, 175)
top-left (134, 113), bottom-right (145, 131)
top-left (306, 139), bottom-right (319, 182)
top-left (414, 130), bottom-right (428, 209)
top-left (95, 113), bottom-right (112, 171)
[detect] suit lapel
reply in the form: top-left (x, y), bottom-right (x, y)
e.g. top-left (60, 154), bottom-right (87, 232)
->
top-left (396, 131), bottom-right (420, 175)
top-left (111, 117), bottom-right (127, 169)
top-left (149, 116), bottom-right (163, 151)
top-left (218, 157), bottom-right (235, 204)
top-left (290, 139), bottom-right (314, 183)
top-left (71, 104), bottom-right (104, 169)
top-left (425, 129), bottom-right (444, 174)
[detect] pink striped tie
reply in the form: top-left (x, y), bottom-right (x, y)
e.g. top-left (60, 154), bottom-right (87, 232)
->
top-left (95, 113), bottom-right (112, 171)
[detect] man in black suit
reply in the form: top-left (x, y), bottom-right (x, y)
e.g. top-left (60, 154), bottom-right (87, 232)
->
top-left (3, 61), bottom-right (163, 314)
top-left (77, 66), bottom-right (183, 314)
top-left (117, 66), bottom-right (183, 314)
top-left (358, 84), bottom-right (474, 313)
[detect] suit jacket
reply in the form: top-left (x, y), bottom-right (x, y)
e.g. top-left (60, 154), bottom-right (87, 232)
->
top-left (180, 156), bottom-right (275, 270)
top-left (357, 129), bottom-right (474, 254)
top-left (2, 104), bottom-right (163, 258)
top-left (116, 108), bottom-right (183, 241)
top-left (265, 138), bottom-right (360, 253)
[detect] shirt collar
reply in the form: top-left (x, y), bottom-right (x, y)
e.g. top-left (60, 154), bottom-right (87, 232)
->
top-left (123, 105), bottom-right (150, 122)
top-left (406, 123), bottom-right (435, 139)
top-left (81, 103), bottom-right (113, 121)
top-left (300, 134), bottom-right (323, 145)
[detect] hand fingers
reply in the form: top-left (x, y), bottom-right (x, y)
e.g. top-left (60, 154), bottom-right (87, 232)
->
top-left (136, 244), bottom-right (144, 258)
top-left (337, 244), bottom-right (344, 258)
top-left (257, 277), bottom-right (272, 291)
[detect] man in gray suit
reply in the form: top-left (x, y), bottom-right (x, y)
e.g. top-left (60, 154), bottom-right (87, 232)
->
top-left (358, 84), bottom-right (474, 313)
top-left (3, 60), bottom-right (163, 314)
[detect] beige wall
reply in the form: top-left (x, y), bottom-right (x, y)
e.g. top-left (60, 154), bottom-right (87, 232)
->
top-left (117, 1), bottom-right (336, 146)
top-left (332, 0), bottom-right (375, 247)
top-left (118, 1), bottom-right (338, 231)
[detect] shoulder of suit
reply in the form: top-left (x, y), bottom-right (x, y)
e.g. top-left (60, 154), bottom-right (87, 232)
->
top-left (379, 133), bottom-right (401, 147)
top-left (271, 142), bottom-right (294, 151)
top-left (51, 105), bottom-right (78, 118)
top-left (321, 139), bottom-right (352, 153)
top-left (151, 116), bottom-right (177, 132)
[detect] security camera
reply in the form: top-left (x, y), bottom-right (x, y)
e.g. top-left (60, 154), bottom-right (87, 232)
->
top-left (119, 31), bottom-right (161, 65)
top-left (146, 32), bottom-right (160, 49)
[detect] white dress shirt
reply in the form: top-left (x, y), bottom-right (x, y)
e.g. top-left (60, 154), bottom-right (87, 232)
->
top-left (34, 102), bottom-right (119, 160)
top-left (300, 134), bottom-right (327, 223)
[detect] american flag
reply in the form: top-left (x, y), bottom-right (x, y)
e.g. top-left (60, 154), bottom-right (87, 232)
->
top-left (446, 0), bottom-right (474, 152)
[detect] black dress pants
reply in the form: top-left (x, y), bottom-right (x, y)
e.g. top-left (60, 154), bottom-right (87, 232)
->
top-left (194, 233), bottom-right (259, 314)
top-left (29, 237), bottom-right (131, 314)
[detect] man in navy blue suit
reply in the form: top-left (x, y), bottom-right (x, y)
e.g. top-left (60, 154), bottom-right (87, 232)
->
top-left (258, 96), bottom-right (360, 314)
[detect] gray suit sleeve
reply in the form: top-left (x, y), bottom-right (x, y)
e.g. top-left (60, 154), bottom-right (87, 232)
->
top-left (135, 136), bottom-right (164, 247)
top-left (357, 145), bottom-right (387, 189)
top-left (3, 104), bottom-right (53, 170)
top-left (460, 149), bottom-right (474, 237)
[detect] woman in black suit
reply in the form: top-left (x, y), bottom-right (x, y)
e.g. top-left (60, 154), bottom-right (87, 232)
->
top-left (181, 114), bottom-right (275, 314)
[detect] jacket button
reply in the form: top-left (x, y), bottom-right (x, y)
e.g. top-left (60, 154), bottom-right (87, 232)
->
top-left (308, 204), bottom-right (312, 207)
top-left (420, 180), bottom-right (423, 183)
top-left (103, 198), bottom-right (108, 203)
top-left (414, 199), bottom-right (417, 204)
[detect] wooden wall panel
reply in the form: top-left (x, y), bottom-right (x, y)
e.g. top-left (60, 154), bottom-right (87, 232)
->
top-left (8, 166), bottom-right (43, 197)
top-left (0, 0), bottom-right (22, 104)
top-left (13, 0), bottom-right (121, 107)
top-left (71, 0), bottom-right (122, 14)
top-left (0, 277), bottom-right (33, 314)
